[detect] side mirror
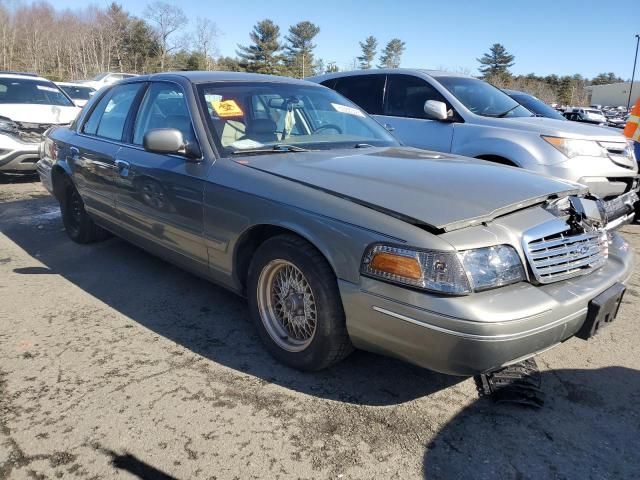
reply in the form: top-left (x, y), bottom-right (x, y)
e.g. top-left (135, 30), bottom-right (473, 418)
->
top-left (423, 100), bottom-right (448, 121)
top-left (143, 128), bottom-right (200, 160)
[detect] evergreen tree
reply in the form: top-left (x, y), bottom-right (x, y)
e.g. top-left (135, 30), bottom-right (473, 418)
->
top-left (325, 62), bottom-right (339, 73)
top-left (358, 36), bottom-right (377, 69)
top-left (477, 43), bottom-right (515, 78)
top-left (378, 38), bottom-right (405, 68)
top-left (237, 19), bottom-right (283, 74)
top-left (284, 21), bottom-right (320, 78)
top-left (557, 76), bottom-right (573, 105)
top-left (591, 72), bottom-right (624, 85)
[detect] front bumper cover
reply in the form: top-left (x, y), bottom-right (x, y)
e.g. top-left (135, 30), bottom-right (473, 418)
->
top-left (339, 233), bottom-right (634, 376)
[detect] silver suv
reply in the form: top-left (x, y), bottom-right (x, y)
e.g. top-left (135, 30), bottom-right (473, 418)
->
top-left (310, 69), bottom-right (638, 226)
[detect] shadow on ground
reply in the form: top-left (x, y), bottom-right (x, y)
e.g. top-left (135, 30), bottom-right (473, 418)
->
top-left (423, 366), bottom-right (640, 479)
top-left (1, 196), bottom-right (461, 406)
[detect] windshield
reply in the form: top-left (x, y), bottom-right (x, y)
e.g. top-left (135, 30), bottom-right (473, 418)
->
top-left (509, 92), bottom-right (565, 120)
top-left (0, 78), bottom-right (74, 106)
top-left (197, 82), bottom-right (398, 156)
top-left (59, 85), bottom-right (95, 100)
top-left (437, 76), bottom-right (532, 118)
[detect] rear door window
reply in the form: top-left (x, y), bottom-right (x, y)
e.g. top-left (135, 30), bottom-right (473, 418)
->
top-left (384, 74), bottom-right (449, 118)
top-left (82, 83), bottom-right (144, 140)
top-left (331, 74), bottom-right (385, 115)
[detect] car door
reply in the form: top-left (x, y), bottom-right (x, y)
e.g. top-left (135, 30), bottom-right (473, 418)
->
top-left (327, 74), bottom-right (386, 118)
top-left (71, 82), bottom-right (145, 228)
top-left (114, 81), bottom-right (211, 275)
top-left (376, 74), bottom-right (456, 152)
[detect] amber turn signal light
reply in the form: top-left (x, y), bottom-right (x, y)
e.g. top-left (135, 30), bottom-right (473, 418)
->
top-left (369, 252), bottom-right (422, 280)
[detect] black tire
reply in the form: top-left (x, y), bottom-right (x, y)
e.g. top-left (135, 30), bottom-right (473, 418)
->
top-left (247, 234), bottom-right (353, 371)
top-left (60, 178), bottom-right (109, 244)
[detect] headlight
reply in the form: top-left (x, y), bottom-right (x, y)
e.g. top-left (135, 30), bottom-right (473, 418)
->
top-left (542, 135), bottom-right (607, 159)
top-left (361, 244), bottom-right (526, 295)
top-left (362, 245), bottom-right (471, 295)
top-left (458, 245), bottom-right (526, 291)
top-left (0, 116), bottom-right (19, 135)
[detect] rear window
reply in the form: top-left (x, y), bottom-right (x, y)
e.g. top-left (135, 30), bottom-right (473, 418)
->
top-left (60, 85), bottom-right (95, 100)
top-left (0, 78), bottom-right (74, 106)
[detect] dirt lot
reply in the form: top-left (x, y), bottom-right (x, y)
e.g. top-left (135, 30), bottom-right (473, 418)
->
top-left (1, 176), bottom-right (639, 480)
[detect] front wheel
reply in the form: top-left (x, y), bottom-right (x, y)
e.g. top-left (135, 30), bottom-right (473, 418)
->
top-left (247, 234), bottom-right (353, 371)
top-left (60, 179), bottom-right (109, 244)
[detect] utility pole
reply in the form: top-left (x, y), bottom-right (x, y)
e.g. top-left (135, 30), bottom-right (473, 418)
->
top-left (302, 53), bottom-right (305, 79)
top-left (627, 34), bottom-right (640, 110)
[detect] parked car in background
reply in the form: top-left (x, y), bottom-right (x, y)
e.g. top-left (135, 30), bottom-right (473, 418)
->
top-left (37, 72), bottom-right (635, 375)
top-left (55, 82), bottom-right (96, 107)
top-left (563, 107), bottom-right (607, 125)
top-left (76, 72), bottom-right (138, 91)
top-left (502, 89), bottom-right (566, 121)
top-left (0, 71), bottom-right (80, 173)
top-left (310, 69), bottom-right (638, 225)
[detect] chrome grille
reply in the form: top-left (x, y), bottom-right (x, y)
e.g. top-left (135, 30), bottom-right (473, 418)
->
top-left (524, 221), bottom-right (608, 284)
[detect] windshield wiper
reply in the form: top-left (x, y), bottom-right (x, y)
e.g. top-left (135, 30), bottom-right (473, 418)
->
top-left (230, 144), bottom-right (311, 155)
top-left (354, 143), bottom-right (375, 148)
top-left (497, 105), bottom-right (520, 118)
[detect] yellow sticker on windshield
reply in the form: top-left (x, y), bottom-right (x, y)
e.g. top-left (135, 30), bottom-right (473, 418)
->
top-left (211, 99), bottom-right (243, 117)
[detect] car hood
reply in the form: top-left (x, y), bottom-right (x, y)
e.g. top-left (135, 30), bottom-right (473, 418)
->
top-left (237, 147), bottom-right (583, 232)
top-left (0, 104), bottom-right (80, 124)
top-left (485, 115), bottom-right (627, 141)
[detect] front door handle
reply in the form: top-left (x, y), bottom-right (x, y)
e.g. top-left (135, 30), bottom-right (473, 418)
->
top-left (115, 159), bottom-right (130, 177)
top-left (383, 123), bottom-right (395, 132)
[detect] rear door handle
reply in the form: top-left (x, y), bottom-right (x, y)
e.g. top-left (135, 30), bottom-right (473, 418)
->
top-left (115, 159), bottom-right (130, 177)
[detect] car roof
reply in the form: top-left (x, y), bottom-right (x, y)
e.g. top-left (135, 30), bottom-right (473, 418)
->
top-left (0, 72), bottom-right (51, 82)
top-left (502, 88), bottom-right (527, 95)
top-left (55, 81), bottom-right (95, 88)
top-left (308, 68), bottom-right (474, 83)
top-left (117, 71), bottom-right (320, 87)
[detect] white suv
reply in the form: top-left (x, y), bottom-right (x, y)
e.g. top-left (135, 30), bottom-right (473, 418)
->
top-left (0, 72), bottom-right (80, 173)
top-left (77, 72), bottom-right (138, 91)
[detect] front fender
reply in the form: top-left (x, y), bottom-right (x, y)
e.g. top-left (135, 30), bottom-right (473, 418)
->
top-left (452, 125), bottom-right (542, 168)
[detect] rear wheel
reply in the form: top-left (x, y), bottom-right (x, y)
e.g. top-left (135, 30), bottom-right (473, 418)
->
top-left (247, 234), bottom-right (353, 371)
top-left (60, 179), bottom-right (109, 243)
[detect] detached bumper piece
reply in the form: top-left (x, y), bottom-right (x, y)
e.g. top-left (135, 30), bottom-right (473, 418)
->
top-left (475, 358), bottom-right (544, 408)
top-left (604, 190), bottom-right (638, 230)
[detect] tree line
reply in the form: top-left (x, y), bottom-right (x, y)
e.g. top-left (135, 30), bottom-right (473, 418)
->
top-left (0, 1), bottom-right (406, 80)
top-left (0, 1), bottom-right (626, 107)
top-left (477, 43), bottom-right (626, 105)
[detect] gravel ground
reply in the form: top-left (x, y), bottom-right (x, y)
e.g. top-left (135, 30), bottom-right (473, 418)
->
top-left (1, 176), bottom-right (639, 480)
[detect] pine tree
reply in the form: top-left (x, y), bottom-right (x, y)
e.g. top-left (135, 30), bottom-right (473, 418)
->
top-left (358, 36), bottom-right (377, 69)
top-left (557, 76), bottom-right (573, 105)
top-left (237, 19), bottom-right (284, 75)
top-left (477, 43), bottom-right (515, 78)
top-left (325, 62), bottom-right (339, 73)
top-left (284, 21), bottom-right (320, 78)
top-left (378, 38), bottom-right (405, 68)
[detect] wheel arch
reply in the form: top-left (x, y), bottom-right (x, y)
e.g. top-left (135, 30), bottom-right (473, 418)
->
top-left (232, 223), bottom-right (340, 295)
top-left (51, 163), bottom-right (73, 200)
top-left (475, 154), bottom-right (518, 167)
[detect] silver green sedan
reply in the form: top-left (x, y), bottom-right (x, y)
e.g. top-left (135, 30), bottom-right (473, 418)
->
top-left (37, 72), bottom-right (635, 375)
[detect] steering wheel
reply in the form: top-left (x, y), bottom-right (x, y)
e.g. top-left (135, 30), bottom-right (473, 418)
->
top-left (314, 123), bottom-right (343, 134)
